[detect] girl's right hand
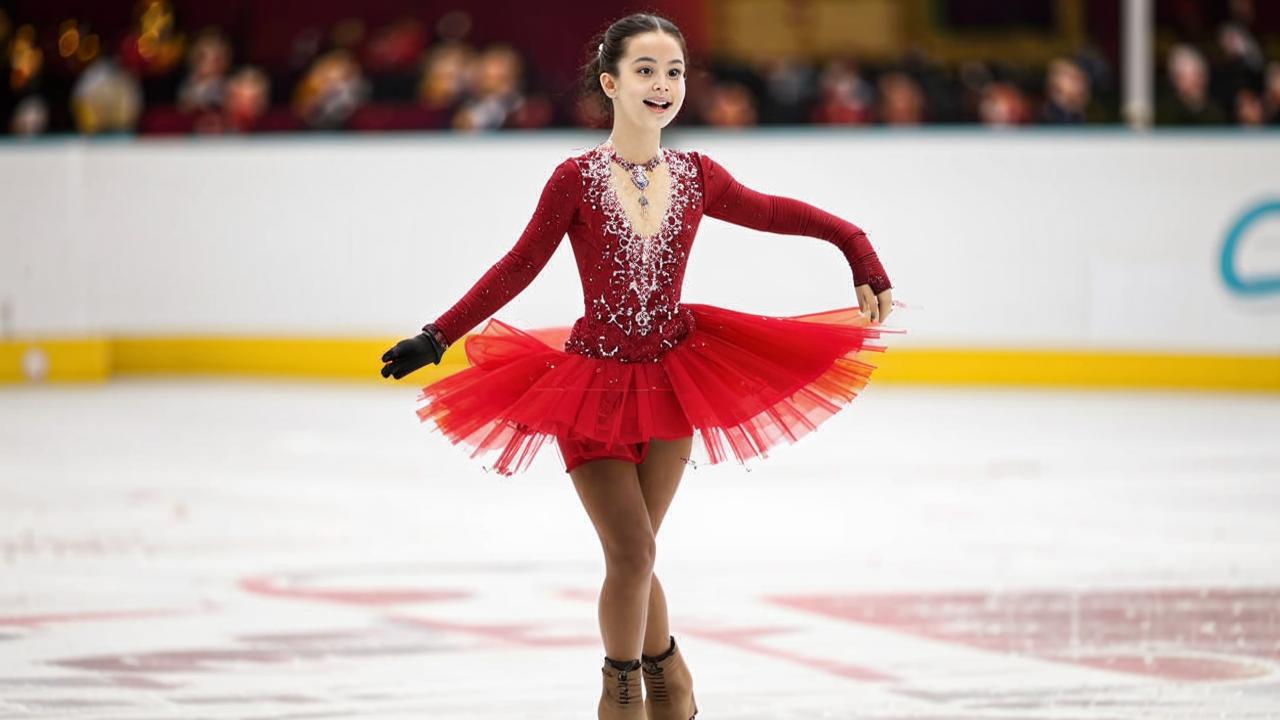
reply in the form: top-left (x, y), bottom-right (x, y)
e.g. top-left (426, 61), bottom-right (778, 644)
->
top-left (380, 327), bottom-right (447, 379)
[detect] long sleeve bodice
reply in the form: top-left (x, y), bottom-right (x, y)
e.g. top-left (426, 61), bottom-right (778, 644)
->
top-left (430, 145), bottom-right (891, 363)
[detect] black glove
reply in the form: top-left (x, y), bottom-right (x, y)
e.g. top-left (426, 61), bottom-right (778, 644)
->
top-left (380, 325), bottom-right (448, 379)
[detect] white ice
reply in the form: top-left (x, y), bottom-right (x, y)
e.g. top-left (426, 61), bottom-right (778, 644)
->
top-left (1, 379), bottom-right (1278, 718)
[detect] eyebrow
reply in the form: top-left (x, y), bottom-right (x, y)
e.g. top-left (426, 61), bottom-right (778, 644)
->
top-left (632, 57), bottom-right (685, 65)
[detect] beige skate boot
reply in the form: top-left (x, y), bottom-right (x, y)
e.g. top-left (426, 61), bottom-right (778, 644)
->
top-left (641, 635), bottom-right (698, 719)
top-left (599, 656), bottom-right (646, 719)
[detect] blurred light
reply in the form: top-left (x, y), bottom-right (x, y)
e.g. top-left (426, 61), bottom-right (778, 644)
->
top-left (138, 30), bottom-right (159, 59)
top-left (74, 103), bottom-right (100, 134)
top-left (78, 34), bottom-right (100, 62)
top-left (140, 0), bottom-right (174, 34)
top-left (59, 22), bottom-right (81, 58)
top-left (9, 25), bottom-right (42, 91)
top-left (10, 95), bottom-right (48, 136)
top-left (129, 0), bottom-right (181, 72)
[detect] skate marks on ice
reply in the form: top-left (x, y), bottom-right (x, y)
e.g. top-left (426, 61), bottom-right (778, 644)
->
top-left (3, 561), bottom-right (1278, 718)
top-left (2, 380), bottom-right (1280, 717)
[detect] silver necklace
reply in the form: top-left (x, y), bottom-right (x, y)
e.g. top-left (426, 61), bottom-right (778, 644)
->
top-left (608, 148), bottom-right (663, 212)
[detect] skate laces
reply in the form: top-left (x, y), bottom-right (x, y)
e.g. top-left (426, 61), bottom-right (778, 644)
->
top-left (642, 636), bottom-right (680, 703)
top-left (604, 658), bottom-right (640, 705)
top-left (642, 658), bottom-right (669, 701)
top-left (613, 667), bottom-right (635, 704)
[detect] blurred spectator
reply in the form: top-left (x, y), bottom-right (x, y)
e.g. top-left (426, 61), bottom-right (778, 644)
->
top-left (70, 57), bottom-right (142, 134)
top-left (1264, 61), bottom-right (1280, 124)
top-left (702, 81), bottom-right (757, 127)
top-left (6, 1), bottom-right (1276, 135)
top-left (899, 49), bottom-right (958, 122)
top-left (1234, 87), bottom-right (1264, 126)
top-left (417, 41), bottom-right (474, 113)
top-left (1072, 44), bottom-right (1116, 112)
top-left (1220, 0), bottom-right (1263, 68)
top-left (177, 29), bottom-right (230, 114)
top-left (504, 94), bottom-right (555, 129)
top-left (226, 67), bottom-right (270, 130)
top-left (1157, 44), bottom-right (1224, 124)
top-left (1218, 19), bottom-right (1263, 74)
top-left (877, 72), bottom-right (925, 125)
top-left (1217, 20), bottom-right (1264, 120)
top-left (10, 95), bottom-right (49, 136)
top-left (980, 81), bottom-right (1031, 127)
top-left (758, 57), bottom-right (817, 124)
top-left (810, 60), bottom-right (874, 125)
top-left (956, 60), bottom-right (993, 122)
top-left (293, 50), bottom-right (370, 130)
top-left (1043, 58), bottom-right (1090, 123)
top-left (452, 43), bottom-right (530, 130)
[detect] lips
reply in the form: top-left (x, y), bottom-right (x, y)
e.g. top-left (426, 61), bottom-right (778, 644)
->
top-left (644, 98), bottom-right (672, 110)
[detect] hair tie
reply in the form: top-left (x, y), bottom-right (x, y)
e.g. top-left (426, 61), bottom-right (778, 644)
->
top-left (597, 42), bottom-right (603, 55)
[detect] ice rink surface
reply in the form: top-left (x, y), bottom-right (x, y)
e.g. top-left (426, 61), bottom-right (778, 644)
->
top-left (1, 379), bottom-right (1278, 718)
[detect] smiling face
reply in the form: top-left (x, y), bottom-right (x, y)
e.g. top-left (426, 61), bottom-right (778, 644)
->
top-left (600, 31), bottom-right (686, 129)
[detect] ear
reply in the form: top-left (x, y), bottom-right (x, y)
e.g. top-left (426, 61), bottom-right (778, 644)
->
top-left (599, 72), bottom-right (616, 99)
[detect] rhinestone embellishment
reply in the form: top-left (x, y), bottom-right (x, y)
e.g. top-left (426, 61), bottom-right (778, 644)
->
top-left (564, 146), bottom-right (703, 362)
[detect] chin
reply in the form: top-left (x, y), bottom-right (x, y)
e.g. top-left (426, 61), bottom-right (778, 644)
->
top-left (654, 112), bottom-right (680, 127)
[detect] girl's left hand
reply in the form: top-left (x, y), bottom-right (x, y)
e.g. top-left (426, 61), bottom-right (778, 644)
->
top-left (856, 284), bottom-right (892, 324)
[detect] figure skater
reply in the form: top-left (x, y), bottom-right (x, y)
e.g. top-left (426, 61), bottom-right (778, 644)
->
top-left (380, 12), bottom-right (898, 719)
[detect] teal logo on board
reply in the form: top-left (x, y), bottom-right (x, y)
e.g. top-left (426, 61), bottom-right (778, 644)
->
top-left (1221, 200), bottom-right (1280, 296)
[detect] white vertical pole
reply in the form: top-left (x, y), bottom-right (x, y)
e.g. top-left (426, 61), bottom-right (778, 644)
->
top-left (1122, 0), bottom-right (1154, 129)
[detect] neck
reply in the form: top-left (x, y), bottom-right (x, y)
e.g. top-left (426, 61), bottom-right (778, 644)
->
top-left (605, 126), bottom-right (661, 164)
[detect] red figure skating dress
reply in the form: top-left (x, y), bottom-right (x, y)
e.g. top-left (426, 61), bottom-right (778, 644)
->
top-left (417, 144), bottom-right (902, 475)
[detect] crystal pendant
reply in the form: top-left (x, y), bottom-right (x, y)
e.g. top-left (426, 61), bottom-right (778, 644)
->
top-left (630, 166), bottom-right (649, 191)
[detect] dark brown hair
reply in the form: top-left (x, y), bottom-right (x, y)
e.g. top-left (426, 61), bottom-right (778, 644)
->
top-left (578, 13), bottom-right (690, 122)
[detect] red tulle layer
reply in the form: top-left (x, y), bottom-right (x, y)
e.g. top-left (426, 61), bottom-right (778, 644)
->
top-left (416, 302), bottom-right (902, 475)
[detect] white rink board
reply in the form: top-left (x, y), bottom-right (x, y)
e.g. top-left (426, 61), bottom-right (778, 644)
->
top-left (2, 129), bottom-right (1279, 352)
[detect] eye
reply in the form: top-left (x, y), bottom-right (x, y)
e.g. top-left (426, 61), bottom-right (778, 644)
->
top-left (669, 69), bottom-right (683, 78)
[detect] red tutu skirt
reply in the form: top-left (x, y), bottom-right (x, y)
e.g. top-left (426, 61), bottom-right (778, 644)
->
top-left (415, 303), bottom-right (902, 475)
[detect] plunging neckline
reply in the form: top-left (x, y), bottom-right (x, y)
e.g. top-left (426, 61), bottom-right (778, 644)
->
top-left (600, 146), bottom-right (674, 243)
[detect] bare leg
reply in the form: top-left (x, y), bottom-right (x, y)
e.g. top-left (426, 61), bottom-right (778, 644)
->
top-left (570, 458), bottom-right (654, 662)
top-left (636, 435), bottom-right (694, 656)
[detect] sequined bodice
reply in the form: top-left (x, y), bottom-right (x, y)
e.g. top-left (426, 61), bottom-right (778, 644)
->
top-left (429, 145), bottom-right (890, 364)
top-left (563, 147), bottom-right (702, 361)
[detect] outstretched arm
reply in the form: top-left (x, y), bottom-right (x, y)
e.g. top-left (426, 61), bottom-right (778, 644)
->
top-left (428, 159), bottom-right (580, 346)
top-left (694, 151), bottom-right (891, 295)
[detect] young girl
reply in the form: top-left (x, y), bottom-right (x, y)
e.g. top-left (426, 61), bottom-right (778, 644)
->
top-left (381, 13), bottom-right (898, 719)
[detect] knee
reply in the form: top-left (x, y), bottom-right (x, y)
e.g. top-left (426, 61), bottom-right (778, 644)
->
top-left (603, 536), bottom-right (656, 579)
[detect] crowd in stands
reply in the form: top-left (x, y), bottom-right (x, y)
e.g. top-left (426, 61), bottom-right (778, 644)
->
top-left (1156, 0), bottom-right (1280, 125)
top-left (2, 1), bottom-right (1278, 137)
